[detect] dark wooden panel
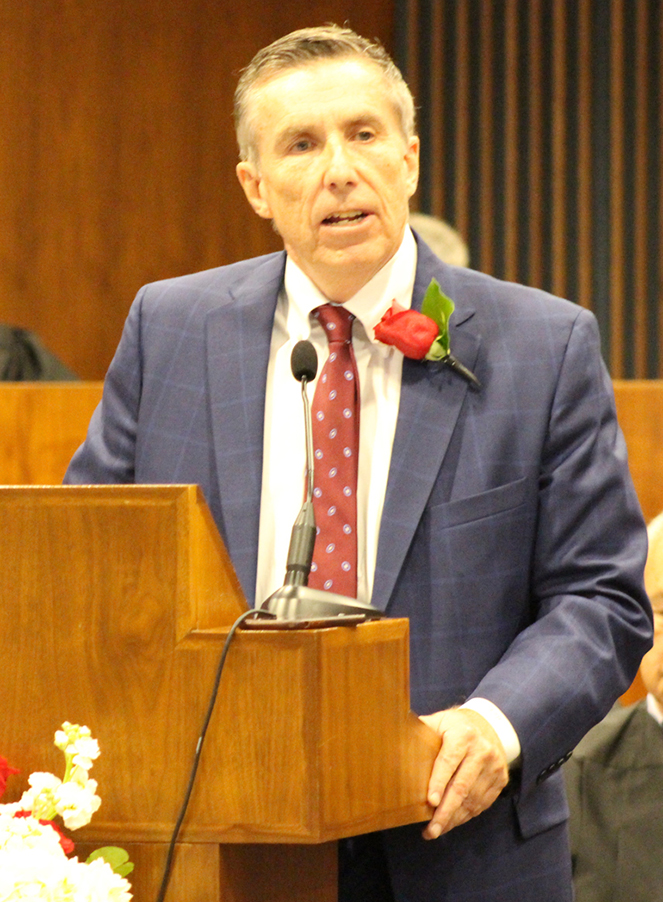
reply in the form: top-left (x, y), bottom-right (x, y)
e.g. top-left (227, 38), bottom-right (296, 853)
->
top-left (400, 0), bottom-right (663, 379)
top-left (576, 0), bottom-right (593, 311)
top-left (610, 0), bottom-right (627, 376)
top-left (526, 0), bottom-right (545, 290)
top-left (0, 0), bottom-right (394, 379)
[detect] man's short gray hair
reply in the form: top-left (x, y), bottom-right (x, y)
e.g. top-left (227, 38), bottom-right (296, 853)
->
top-left (234, 24), bottom-right (417, 164)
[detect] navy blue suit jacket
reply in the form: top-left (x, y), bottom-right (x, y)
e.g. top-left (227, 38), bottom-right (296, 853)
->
top-left (65, 238), bottom-right (651, 849)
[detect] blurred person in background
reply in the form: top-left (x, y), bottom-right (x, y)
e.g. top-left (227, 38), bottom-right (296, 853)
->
top-left (565, 510), bottom-right (663, 902)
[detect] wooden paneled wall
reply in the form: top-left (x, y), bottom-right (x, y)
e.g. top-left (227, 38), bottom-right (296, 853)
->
top-left (613, 381), bottom-right (663, 524)
top-left (396, 0), bottom-right (663, 378)
top-left (4, 1), bottom-right (661, 379)
top-left (0, 1), bottom-right (393, 379)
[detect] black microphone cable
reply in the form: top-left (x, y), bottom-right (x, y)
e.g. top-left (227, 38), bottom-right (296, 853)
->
top-left (155, 606), bottom-right (275, 902)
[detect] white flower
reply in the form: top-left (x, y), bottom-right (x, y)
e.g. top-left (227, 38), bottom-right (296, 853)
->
top-left (0, 847), bottom-right (132, 901)
top-left (0, 802), bottom-right (23, 816)
top-left (1, 723), bottom-right (132, 900)
top-left (70, 738), bottom-right (99, 773)
top-left (19, 774), bottom-right (62, 821)
top-left (54, 725), bottom-right (99, 768)
top-left (25, 773), bottom-right (62, 794)
top-left (69, 766), bottom-right (89, 788)
top-left (54, 729), bottom-right (71, 753)
top-left (0, 812), bottom-right (64, 857)
top-left (54, 722), bottom-right (87, 752)
top-left (63, 856), bottom-right (132, 902)
top-left (54, 780), bottom-right (101, 831)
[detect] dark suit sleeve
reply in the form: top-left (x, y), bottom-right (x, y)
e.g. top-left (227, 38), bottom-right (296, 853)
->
top-left (470, 308), bottom-right (651, 799)
top-left (64, 287), bottom-right (146, 484)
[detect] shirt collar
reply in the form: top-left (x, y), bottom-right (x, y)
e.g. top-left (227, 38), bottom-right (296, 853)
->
top-left (646, 692), bottom-right (663, 725)
top-left (284, 227), bottom-right (417, 344)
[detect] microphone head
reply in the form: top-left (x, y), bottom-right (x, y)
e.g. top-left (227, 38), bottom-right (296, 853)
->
top-left (291, 340), bottom-right (318, 382)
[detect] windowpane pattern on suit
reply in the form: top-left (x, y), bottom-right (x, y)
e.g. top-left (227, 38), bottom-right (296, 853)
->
top-left (309, 304), bottom-right (359, 598)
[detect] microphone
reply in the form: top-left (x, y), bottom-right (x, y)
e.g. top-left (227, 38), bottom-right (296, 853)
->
top-left (291, 339), bottom-right (318, 383)
top-left (283, 341), bottom-right (317, 586)
top-left (260, 340), bottom-right (385, 624)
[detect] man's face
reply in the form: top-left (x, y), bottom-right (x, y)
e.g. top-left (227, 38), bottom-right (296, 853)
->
top-left (641, 538), bottom-right (663, 709)
top-left (236, 57), bottom-right (419, 301)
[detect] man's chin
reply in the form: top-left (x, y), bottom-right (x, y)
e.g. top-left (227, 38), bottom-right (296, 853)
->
top-left (301, 250), bottom-right (395, 301)
top-left (317, 231), bottom-right (397, 265)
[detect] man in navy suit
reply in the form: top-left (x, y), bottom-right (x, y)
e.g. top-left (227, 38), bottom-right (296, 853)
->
top-left (65, 25), bottom-right (652, 901)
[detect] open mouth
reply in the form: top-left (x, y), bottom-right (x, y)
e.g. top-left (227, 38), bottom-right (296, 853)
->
top-left (322, 211), bottom-right (370, 226)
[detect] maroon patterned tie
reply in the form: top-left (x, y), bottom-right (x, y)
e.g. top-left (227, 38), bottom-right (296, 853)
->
top-left (308, 304), bottom-right (359, 597)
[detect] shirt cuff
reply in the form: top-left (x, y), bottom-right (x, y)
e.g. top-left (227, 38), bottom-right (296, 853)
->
top-left (461, 698), bottom-right (522, 767)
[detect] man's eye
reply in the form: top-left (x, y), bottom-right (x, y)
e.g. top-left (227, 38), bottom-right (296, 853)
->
top-left (355, 130), bottom-right (375, 142)
top-left (291, 139), bottom-right (312, 153)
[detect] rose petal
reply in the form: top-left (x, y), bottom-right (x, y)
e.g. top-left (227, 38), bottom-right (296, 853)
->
top-left (375, 304), bottom-right (439, 359)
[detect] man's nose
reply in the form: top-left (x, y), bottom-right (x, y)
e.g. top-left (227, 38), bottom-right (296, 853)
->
top-left (322, 141), bottom-right (357, 189)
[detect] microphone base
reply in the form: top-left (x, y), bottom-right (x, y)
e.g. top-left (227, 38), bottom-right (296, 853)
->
top-left (260, 584), bottom-right (385, 622)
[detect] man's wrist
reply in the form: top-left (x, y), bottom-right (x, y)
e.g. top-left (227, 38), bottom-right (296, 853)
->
top-left (461, 698), bottom-right (521, 767)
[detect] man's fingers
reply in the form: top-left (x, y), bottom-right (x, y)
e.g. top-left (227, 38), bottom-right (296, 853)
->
top-left (423, 759), bottom-right (506, 838)
top-left (420, 712), bottom-right (466, 807)
top-left (424, 708), bottom-right (506, 805)
top-left (419, 708), bottom-right (509, 839)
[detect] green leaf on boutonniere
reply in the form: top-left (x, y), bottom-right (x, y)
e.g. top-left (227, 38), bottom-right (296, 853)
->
top-left (420, 279), bottom-right (482, 390)
top-left (421, 278), bottom-right (455, 361)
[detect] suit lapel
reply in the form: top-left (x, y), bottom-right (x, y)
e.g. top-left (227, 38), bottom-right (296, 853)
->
top-left (205, 253), bottom-right (286, 603)
top-left (202, 244), bottom-right (479, 610)
top-left (371, 246), bottom-right (480, 610)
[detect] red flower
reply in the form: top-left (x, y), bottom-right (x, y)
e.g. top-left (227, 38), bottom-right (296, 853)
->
top-left (13, 810), bottom-right (76, 855)
top-left (0, 756), bottom-right (20, 799)
top-left (374, 300), bottom-right (439, 359)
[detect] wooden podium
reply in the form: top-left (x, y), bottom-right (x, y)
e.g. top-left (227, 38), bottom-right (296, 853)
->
top-left (0, 485), bottom-right (440, 901)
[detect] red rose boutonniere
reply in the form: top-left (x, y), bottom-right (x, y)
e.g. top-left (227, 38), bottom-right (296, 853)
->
top-left (374, 278), bottom-right (481, 390)
top-left (373, 301), bottom-right (438, 359)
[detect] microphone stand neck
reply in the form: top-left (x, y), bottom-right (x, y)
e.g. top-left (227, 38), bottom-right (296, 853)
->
top-left (283, 375), bottom-right (316, 586)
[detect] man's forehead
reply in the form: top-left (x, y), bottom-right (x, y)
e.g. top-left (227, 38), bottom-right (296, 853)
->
top-left (251, 56), bottom-right (395, 114)
top-left (249, 60), bottom-right (405, 146)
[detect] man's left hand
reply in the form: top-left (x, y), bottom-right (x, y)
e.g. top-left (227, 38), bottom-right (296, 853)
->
top-left (419, 707), bottom-right (509, 840)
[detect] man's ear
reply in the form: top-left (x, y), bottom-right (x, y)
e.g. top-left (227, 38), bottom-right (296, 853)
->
top-left (405, 136), bottom-right (420, 200)
top-left (236, 162), bottom-right (273, 220)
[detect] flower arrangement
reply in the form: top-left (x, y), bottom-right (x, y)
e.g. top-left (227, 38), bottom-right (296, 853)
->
top-left (0, 723), bottom-right (133, 901)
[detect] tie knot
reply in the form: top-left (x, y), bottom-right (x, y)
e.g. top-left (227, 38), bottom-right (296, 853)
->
top-left (315, 304), bottom-right (354, 345)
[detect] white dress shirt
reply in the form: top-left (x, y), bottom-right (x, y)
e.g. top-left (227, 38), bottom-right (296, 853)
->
top-left (256, 228), bottom-right (416, 607)
top-left (647, 692), bottom-right (663, 725)
top-left (255, 227), bottom-right (521, 766)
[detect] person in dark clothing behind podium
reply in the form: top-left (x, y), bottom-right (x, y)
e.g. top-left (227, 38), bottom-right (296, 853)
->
top-left (565, 510), bottom-right (663, 902)
top-left (0, 325), bottom-right (77, 380)
top-left (64, 25), bottom-right (652, 902)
